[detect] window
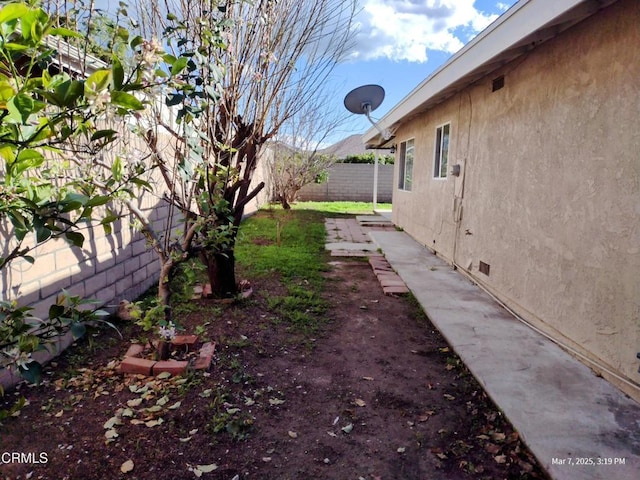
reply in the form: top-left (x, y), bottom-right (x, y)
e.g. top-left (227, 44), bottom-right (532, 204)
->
top-left (398, 138), bottom-right (414, 191)
top-left (434, 124), bottom-right (450, 179)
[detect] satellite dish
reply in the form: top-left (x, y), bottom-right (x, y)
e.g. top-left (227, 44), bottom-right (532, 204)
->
top-left (343, 84), bottom-right (391, 140)
top-left (343, 84), bottom-right (385, 115)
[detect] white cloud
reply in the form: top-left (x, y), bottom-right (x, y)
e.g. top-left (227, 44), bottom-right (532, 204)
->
top-left (350, 0), bottom-right (503, 63)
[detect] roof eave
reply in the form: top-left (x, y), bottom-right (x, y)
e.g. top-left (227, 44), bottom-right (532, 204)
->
top-left (363, 0), bottom-right (617, 146)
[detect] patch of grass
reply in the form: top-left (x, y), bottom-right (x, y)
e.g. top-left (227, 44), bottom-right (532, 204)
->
top-left (290, 201), bottom-right (392, 215)
top-left (237, 208), bottom-right (327, 286)
top-left (237, 208), bottom-right (330, 338)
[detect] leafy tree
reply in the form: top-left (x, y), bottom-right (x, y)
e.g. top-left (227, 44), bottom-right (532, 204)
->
top-left (130, 0), bottom-right (357, 298)
top-left (0, 0), bottom-right (149, 381)
top-left (269, 94), bottom-right (346, 209)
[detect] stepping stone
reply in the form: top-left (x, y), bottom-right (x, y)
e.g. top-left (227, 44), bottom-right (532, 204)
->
top-left (383, 285), bottom-right (410, 295)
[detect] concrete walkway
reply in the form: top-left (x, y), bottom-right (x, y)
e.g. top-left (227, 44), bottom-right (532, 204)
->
top-left (368, 229), bottom-right (640, 480)
top-left (324, 215), bottom-right (640, 479)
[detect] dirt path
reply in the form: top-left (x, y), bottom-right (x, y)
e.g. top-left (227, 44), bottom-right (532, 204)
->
top-left (229, 258), bottom-right (547, 480)
top-left (0, 223), bottom-right (547, 480)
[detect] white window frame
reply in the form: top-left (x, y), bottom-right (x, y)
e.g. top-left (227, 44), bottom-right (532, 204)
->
top-left (433, 123), bottom-right (450, 179)
top-left (398, 138), bottom-right (414, 191)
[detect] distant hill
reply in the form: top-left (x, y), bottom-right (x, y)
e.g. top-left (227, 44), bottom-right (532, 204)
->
top-left (319, 134), bottom-right (369, 158)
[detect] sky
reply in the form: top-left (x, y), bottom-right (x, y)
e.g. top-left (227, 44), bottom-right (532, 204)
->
top-left (324, 0), bottom-right (518, 145)
top-left (93, 0), bottom-right (518, 146)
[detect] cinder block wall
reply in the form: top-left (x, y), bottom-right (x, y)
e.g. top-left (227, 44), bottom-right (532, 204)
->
top-left (298, 164), bottom-right (393, 202)
top-left (1, 200), bottom-right (166, 319)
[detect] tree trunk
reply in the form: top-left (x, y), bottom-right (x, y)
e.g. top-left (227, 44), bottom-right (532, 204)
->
top-left (280, 195), bottom-right (291, 210)
top-left (157, 259), bottom-right (174, 361)
top-left (203, 250), bottom-right (238, 298)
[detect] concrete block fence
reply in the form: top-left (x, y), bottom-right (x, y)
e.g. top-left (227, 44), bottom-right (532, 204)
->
top-left (0, 196), bottom-right (166, 388)
top-left (298, 163), bottom-right (394, 203)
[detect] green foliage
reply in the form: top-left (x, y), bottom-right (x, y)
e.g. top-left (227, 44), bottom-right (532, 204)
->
top-left (0, 1), bottom-right (151, 387)
top-left (236, 209), bottom-right (328, 285)
top-left (290, 201), bottom-right (393, 215)
top-left (0, 0), bottom-right (151, 271)
top-left (0, 394), bottom-right (26, 424)
top-left (236, 209), bottom-right (329, 337)
top-left (337, 153), bottom-right (394, 164)
top-left (205, 389), bottom-right (254, 441)
top-left (0, 290), bottom-right (116, 384)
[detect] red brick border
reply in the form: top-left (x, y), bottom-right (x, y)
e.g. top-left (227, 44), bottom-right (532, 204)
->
top-left (118, 338), bottom-right (216, 376)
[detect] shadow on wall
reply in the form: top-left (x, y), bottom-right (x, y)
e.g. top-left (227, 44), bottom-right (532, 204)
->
top-left (0, 195), bottom-right (174, 389)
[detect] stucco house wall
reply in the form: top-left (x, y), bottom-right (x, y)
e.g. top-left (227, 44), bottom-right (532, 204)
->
top-left (387, 0), bottom-right (639, 401)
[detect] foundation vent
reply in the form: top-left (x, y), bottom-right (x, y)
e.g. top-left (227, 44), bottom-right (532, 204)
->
top-left (479, 261), bottom-right (491, 276)
top-left (492, 75), bottom-right (504, 92)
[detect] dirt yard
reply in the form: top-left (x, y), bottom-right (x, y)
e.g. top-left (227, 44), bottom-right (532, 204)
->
top-left (0, 240), bottom-right (549, 479)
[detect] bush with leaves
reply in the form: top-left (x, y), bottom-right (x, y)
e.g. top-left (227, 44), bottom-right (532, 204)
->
top-left (336, 153), bottom-right (395, 165)
top-left (0, 0), bottom-right (151, 384)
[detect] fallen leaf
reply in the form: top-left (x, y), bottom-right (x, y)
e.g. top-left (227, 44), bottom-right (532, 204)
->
top-left (189, 428), bottom-right (199, 435)
top-left (485, 443), bottom-right (501, 454)
top-left (156, 371), bottom-right (172, 380)
top-left (103, 416), bottom-right (123, 429)
top-left (262, 457), bottom-right (272, 462)
top-left (196, 464), bottom-right (218, 473)
top-left (443, 394), bottom-right (456, 401)
top-left (436, 453), bottom-right (447, 460)
top-left (418, 410), bottom-right (435, 422)
top-left (288, 431), bottom-right (298, 438)
top-left (145, 405), bottom-right (162, 413)
top-left (354, 398), bottom-right (366, 407)
top-left (494, 454), bottom-right (507, 464)
top-left (145, 418), bottom-right (164, 427)
top-left (362, 376), bottom-right (374, 381)
top-left (168, 401), bottom-right (182, 410)
top-left (341, 423), bottom-right (353, 434)
top-left (156, 395), bottom-right (170, 406)
top-left (130, 419), bottom-right (144, 425)
top-left (491, 432), bottom-right (506, 442)
top-left (199, 389), bottom-right (213, 398)
top-left (397, 447), bottom-right (406, 453)
top-left (179, 436), bottom-right (192, 442)
top-left (269, 398), bottom-right (285, 406)
top-left (121, 408), bottom-right (134, 417)
top-left (127, 398), bottom-right (143, 407)
top-left (104, 429), bottom-right (118, 439)
top-left (327, 431), bottom-right (337, 437)
top-left (439, 347), bottom-right (450, 353)
top-left (120, 460), bottom-right (134, 473)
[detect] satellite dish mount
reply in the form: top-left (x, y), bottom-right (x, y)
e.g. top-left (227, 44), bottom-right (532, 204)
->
top-left (343, 84), bottom-right (391, 140)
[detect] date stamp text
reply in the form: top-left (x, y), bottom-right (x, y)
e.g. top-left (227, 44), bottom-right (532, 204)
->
top-left (551, 457), bottom-right (626, 466)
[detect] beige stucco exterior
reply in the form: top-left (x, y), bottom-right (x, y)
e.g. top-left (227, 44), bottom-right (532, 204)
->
top-left (389, 0), bottom-right (640, 401)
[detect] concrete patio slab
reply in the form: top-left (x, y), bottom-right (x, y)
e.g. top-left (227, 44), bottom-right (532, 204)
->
top-left (370, 230), bottom-right (640, 480)
top-left (325, 242), bottom-right (379, 252)
top-left (356, 215), bottom-right (394, 227)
